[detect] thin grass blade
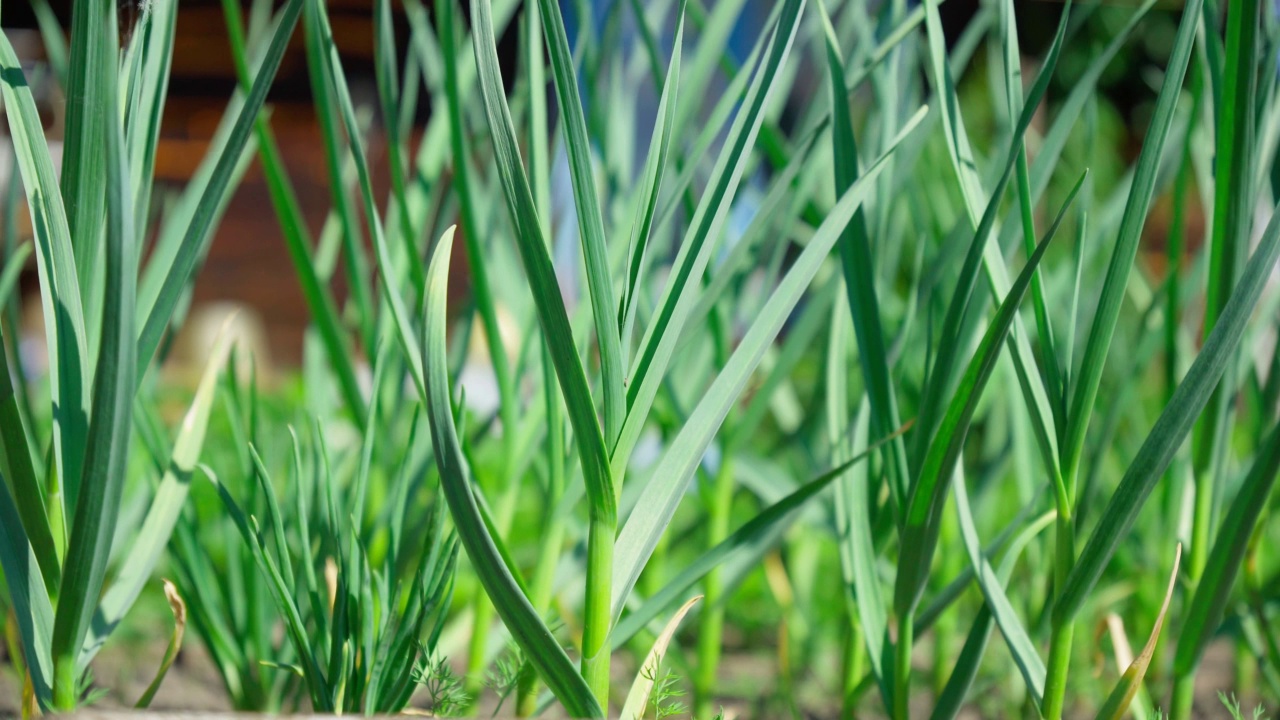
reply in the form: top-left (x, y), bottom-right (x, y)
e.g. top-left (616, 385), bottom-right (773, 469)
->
top-left (1061, 0), bottom-right (1205, 480)
top-left (896, 171), bottom-right (1084, 617)
top-left (82, 322), bottom-right (237, 662)
top-left (0, 481), bottom-right (54, 707)
top-left (534, 0), bottom-right (625, 444)
top-left (619, 595), bottom-right (701, 720)
top-left (930, 511), bottom-right (1056, 720)
top-left (50, 62), bottom-right (136, 701)
top-left (615, 0), bottom-right (805, 477)
top-left (471, 0), bottom-right (614, 526)
top-left (1174, 421), bottom-right (1280, 675)
top-left (612, 107), bottom-right (927, 621)
top-left (611, 428), bottom-right (906, 648)
top-left (421, 228), bottom-right (603, 718)
top-left (59, 0), bottom-right (112, 308)
top-left (620, 5), bottom-right (685, 364)
top-left (1056, 198), bottom-right (1280, 623)
top-left (0, 30), bottom-right (90, 547)
top-left (1093, 545), bottom-right (1181, 720)
top-left (136, 0), bottom-right (304, 382)
top-left (305, 0), bottom-right (425, 397)
top-left (817, 0), bottom-right (910, 510)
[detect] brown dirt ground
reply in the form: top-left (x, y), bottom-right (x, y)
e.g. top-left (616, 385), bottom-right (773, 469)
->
top-left (0, 638), bottom-right (1265, 717)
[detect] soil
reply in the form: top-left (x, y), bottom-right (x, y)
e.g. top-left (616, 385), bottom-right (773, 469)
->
top-left (0, 638), bottom-right (1262, 718)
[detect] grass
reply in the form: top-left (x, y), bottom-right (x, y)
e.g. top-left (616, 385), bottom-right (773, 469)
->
top-left (1, 0), bottom-right (1280, 717)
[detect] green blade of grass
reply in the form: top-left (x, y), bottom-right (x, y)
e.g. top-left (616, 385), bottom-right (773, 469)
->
top-left (303, 2), bottom-right (376, 358)
top-left (611, 429), bottom-right (903, 649)
top-left (470, 0), bottom-right (614, 526)
top-left (535, 0), bottom-right (626, 445)
top-left (0, 29), bottom-right (91, 550)
top-left (896, 171), bottom-right (1085, 618)
top-left (59, 0), bottom-right (112, 310)
top-left (817, 0), bottom-right (910, 511)
top-left (135, 0), bottom-right (305, 382)
top-left (0, 480), bottom-right (55, 708)
top-left (305, 0), bottom-right (426, 398)
top-left (247, 446), bottom-right (297, 594)
top-left (205, 465), bottom-right (331, 709)
top-left (421, 228), bottom-right (603, 718)
top-left (286, 428), bottom-right (328, 656)
top-left (409, 0), bottom-right (514, 417)
top-left (466, 4), bottom-right (617, 685)
top-left (930, 510), bottom-right (1057, 720)
top-left (829, 353), bottom-right (889, 706)
top-left (0, 244), bottom-right (60, 593)
top-left (1189, 0), bottom-right (1263, 578)
top-left (123, 0), bottom-right (177, 236)
top-left (619, 4), bottom-right (684, 365)
top-left (913, 0), bottom-right (1069, 491)
top-left (415, 0), bottom-right (518, 479)
top-left (1060, 0), bottom-right (1204, 484)
top-left (1055, 197), bottom-right (1280, 624)
top-left (999, 0), bottom-right (1065, 431)
top-left (611, 106), bottom-right (927, 621)
top-left (221, 0), bottom-right (369, 428)
top-left (951, 468), bottom-right (1046, 707)
top-left (515, 14), bottom-right (563, 689)
top-left (49, 59), bottom-right (136, 704)
top-left (81, 325), bottom-right (237, 663)
top-left (615, 0), bottom-right (805, 478)
top-left (375, 0), bottom-right (423, 296)
top-left (1174, 420), bottom-right (1280, 675)
top-left (1002, 0), bottom-right (1154, 256)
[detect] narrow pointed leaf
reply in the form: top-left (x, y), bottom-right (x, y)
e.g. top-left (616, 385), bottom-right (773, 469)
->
top-left (612, 428), bottom-right (905, 648)
top-left (896, 171), bottom-right (1084, 617)
top-left (471, 0), bottom-right (615, 524)
top-left (615, 0), bottom-right (805, 477)
top-left (534, 0), bottom-right (625, 443)
top-left (619, 595), bottom-right (701, 720)
top-left (1093, 545), bottom-right (1181, 720)
top-left (0, 29), bottom-right (91, 539)
top-left (51, 64), bottom-right (136, 691)
top-left (0, 481), bottom-right (54, 707)
top-left (136, 0), bottom-right (305, 381)
top-left (612, 107), bottom-right (927, 621)
top-left (83, 322), bottom-right (237, 662)
top-left (817, 0), bottom-right (910, 509)
top-left (1175, 421), bottom-right (1280, 675)
top-left (1056, 198), bottom-right (1280, 623)
top-left (421, 228), bottom-right (603, 718)
top-left (620, 6), bottom-right (685, 363)
top-left (1061, 0), bottom-right (1205, 479)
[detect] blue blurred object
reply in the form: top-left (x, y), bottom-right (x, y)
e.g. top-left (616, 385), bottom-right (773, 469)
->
top-left (548, 0), bottom-right (774, 321)
top-left (559, 0), bottom-right (769, 64)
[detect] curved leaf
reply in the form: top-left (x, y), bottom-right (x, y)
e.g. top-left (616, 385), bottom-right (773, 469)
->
top-left (421, 228), bottom-right (603, 718)
top-left (1094, 545), bottom-right (1181, 720)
